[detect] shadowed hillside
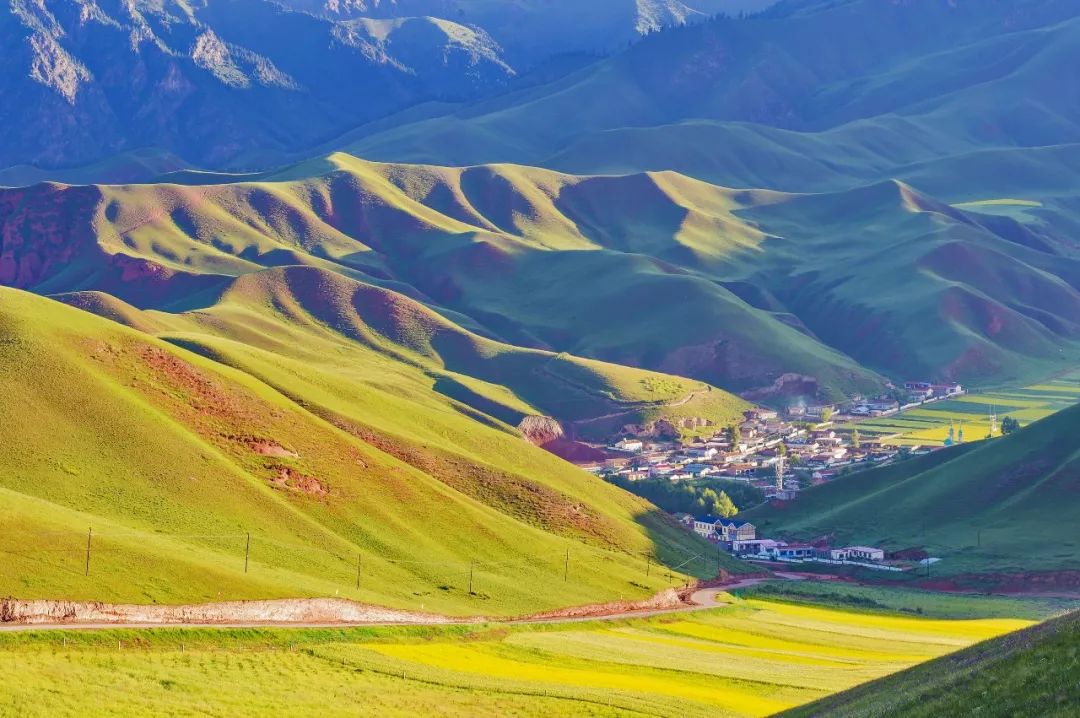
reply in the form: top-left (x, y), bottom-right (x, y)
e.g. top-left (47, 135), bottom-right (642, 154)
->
top-left (341, 0), bottom-right (1080, 189)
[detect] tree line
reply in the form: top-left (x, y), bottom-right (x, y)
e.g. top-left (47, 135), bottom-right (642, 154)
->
top-left (605, 476), bottom-right (763, 519)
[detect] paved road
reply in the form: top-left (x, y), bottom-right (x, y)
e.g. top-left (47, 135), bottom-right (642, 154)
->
top-left (0, 575), bottom-right (799, 633)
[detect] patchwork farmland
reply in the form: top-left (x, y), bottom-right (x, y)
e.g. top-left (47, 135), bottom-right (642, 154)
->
top-left (0, 595), bottom-right (1036, 718)
top-left (844, 373), bottom-right (1080, 447)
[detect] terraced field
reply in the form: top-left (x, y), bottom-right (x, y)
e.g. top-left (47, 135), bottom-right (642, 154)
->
top-left (0, 597), bottom-right (1033, 717)
top-left (844, 372), bottom-right (1080, 447)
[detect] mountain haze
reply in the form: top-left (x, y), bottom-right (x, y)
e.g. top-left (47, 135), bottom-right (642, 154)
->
top-left (0, 0), bottom-right (515, 169)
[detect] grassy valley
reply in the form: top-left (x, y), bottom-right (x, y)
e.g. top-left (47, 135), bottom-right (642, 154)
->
top-left (2, 1), bottom-right (1080, 714)
top-left (0, 592), bottom-right (1041, 717)
top-left (845, 372), bottom-right (1080, 446)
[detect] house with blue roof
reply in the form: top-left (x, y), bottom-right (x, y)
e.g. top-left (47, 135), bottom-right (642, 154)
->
top-left (684, 515), bottom-right (756, 542)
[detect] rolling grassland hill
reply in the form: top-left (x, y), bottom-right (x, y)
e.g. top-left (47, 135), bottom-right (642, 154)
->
top-left (782, 609), bottom-right (1080, 718)
top-left (0, 153), bottom-right (887, 400)
top-left (5, 151), bottom-right (1078, 398)
top-left (745, 402), bottom-right (1080, 580)
top-left (0, 284), bottom-right (741, 614)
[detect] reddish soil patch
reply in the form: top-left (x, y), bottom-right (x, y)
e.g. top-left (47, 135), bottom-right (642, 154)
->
top-left (523, 588), bottom-right (684, 621)
top-left (327, 415), bottom-right (627, 548)
top-left (541, 438), bottom-right (611, 463)
top-left (136, 345), bottom-right (240, 418)
top-left (518, 415), bottom-right (563, 446)
top-left (741, 373), bottom-right (819, 402)
top-left (242, 437), bottom-right (299, 458)
top-left (272, 466), bottom-right (328, 497)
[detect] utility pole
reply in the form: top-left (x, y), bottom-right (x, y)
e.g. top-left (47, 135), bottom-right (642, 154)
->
top-left (84, 527), bottom-right (92, 577)
top-left (469, 562), bottom-right (475, 595)
top-left (646, 557), bottom-right (651, 577)
top-left (563, 549), bottom-right (569, 582)
top-left (244, 532), bottom-right (251, 573)
top-left (356, 553), bottom-right (362, 590)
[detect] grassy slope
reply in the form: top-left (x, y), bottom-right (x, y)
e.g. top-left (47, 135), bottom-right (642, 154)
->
top-left (0, 598), bottom-right (1032, 718)
top-left (745, 404), bottom-right (1080, 575)
top-left (0, 286), bottom-right (746, 614)
top-left (21, 150), bottom-right (1080, 393)
top-left (2, 153), bottom-right (889, 400)
top-left (781, 610), bottom-right (1080, 718)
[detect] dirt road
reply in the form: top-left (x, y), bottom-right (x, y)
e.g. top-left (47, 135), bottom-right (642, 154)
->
top-left (0, 575), bottom-right (794, 633)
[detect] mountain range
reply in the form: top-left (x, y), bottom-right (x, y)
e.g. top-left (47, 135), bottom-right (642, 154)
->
top-left (0, 0), bottom-right (771, 171)
top-left (275, 0), bottom-right (779, 67)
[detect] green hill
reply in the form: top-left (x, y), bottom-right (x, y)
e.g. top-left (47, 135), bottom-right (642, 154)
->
top-left (7, 152), bottom-right (1077, 398)
top-left (1, 154), bottom-right (891, 400)
top-left (745, 403), bottom-right (1080, 578)
top-left (781, 610), bottom-right (1080, 718)
top-left (0, 285), bottom-right (743, 615)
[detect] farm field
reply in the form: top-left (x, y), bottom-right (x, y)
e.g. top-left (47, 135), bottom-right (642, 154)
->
top-left (0, 595), bottom-right (1036, 718)
top-left (783, 609), bottom-right (1080, 718)
top-left (843, 372), bottom-right (1080, 447)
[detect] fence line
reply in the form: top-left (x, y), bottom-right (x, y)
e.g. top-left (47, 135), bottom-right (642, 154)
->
top-left (0, 526), bottom-right (720, 600)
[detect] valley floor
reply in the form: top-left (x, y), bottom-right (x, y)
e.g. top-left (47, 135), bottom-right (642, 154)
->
top-left (0, 584), bottom-right (1062, 718)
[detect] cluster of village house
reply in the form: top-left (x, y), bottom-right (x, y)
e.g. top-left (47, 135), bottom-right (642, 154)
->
top-left (584, 381), bottom-right (965, 502)
top-left (581, 381), bottom-right (965, 568)
top-left (675, 515), bottom-right (888, 566)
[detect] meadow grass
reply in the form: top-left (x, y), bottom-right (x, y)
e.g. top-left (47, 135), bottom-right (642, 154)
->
top-left (0, 596), bottom-right (1034, 717)
top-left (781, 610), bottom-right (1080, 718)
top-left (734, 581), bottom-right (1076, 621)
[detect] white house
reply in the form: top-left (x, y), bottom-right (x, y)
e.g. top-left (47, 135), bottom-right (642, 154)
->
top-left (846, 546), bottom-right (885, 562)
top-left (614, 439), bottom-right (644, 453)
top-left (820, 546), bottom-right (885, 562)
top-left (732, 539), bottom-right (780, 555)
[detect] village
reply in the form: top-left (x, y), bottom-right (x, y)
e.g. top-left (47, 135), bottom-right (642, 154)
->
top-left (582, 380), bottom-right (967, 570)
top-left (585, 381), bottom-right (965, 497)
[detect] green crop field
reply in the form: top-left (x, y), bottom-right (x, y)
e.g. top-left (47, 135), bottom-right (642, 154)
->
top-left (733, 582), bottom-right (1077, 621)
top-left (843, 373), bottom-right (1080, 447)
top-left (783, 610), bottom-right (1080, 718)
top-left (0, 595), bottom-right (1037, 718)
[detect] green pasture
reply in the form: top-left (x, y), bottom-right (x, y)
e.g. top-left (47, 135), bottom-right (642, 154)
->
top-left (844, 373), bottom-right (1080, 447)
